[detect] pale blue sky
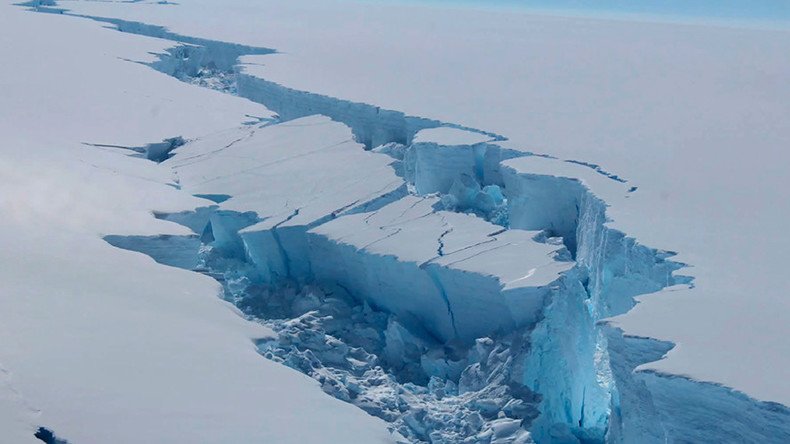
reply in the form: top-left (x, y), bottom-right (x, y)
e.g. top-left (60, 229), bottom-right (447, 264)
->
top-left (392, 0), bottom-right (790, 27)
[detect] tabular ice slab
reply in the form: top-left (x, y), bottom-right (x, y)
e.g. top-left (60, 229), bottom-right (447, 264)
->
top-left (309, 195), bottom-right (573, 343)
top-left (167, 114), bottom-right (405, 284)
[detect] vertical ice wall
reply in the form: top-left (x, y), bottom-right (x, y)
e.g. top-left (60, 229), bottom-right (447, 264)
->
top-left (307, 195), bottom-right (573, 344)
top-left (237, 73), bottom-right (441, 149)
top-left (500, 156), bottom-right (770, 443)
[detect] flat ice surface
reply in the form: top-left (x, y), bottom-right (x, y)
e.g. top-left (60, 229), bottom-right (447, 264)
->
top-left (413, 127), bottom-right (496, 146)
top-left (311, 195), bottom-right (572, 289)
top-left (502, 156), bottom-right (631, 204)
top-left (0, 2), bottom-right (396, 442)
top-left (56, 0), bottom-right (790, 404)
top-left (168, 115), bottom-right (403, 230)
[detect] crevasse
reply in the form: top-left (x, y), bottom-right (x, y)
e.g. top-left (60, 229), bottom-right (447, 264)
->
top-left (23, 2), bottom-right (790, 443)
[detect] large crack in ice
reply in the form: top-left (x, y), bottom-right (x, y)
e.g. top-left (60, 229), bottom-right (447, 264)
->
top-left (18, 0), bottom-right (502, 150)
top-left (422, 265), bottom-right (459, 339)
top-left (23, 2), bottom-right (790, 443)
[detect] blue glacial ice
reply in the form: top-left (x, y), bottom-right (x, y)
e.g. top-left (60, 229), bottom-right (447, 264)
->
top-left (106, 114), bottom-right (789, 442)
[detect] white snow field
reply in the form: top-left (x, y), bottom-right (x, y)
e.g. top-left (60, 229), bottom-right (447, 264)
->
top-left (0, 2), bottom-right (399, 443)
top-left (2, 0), bottom-right (789, 443)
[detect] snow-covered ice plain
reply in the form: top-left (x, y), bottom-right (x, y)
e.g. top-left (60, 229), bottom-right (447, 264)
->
top-left (1, 0), bottom-right (789, 443)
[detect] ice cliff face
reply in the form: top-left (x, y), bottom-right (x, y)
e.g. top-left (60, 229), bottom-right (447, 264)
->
top-left (26, 2), bottom-right (790, 443)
